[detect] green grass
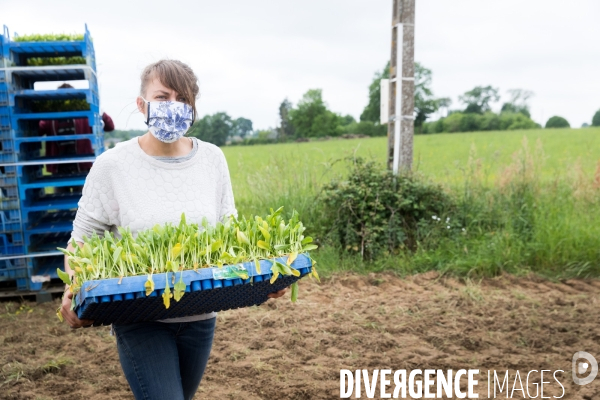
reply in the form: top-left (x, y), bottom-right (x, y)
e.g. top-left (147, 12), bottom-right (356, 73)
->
top-left (222, 127), bottom-right (600, 279)
top-left (224, 127), bottom-right (600, 193)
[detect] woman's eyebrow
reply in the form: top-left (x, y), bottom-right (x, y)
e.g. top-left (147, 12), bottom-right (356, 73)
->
top-left (152, 90), bottom-right (172, 95)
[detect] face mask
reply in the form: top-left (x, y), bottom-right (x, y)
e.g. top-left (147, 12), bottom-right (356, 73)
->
top-left (141, 97), bottom-right (194, 143)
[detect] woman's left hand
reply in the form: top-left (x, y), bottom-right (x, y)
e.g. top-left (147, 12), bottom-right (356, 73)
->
top-left (267, 288), bottom-right (288, 299)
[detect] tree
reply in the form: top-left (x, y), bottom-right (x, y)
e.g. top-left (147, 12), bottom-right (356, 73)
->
top-left (414, 62), bottom-right (441, 131)
top-left (232, 117), bottom-right (253, 138)
top-left (592, 110), bottom-right (600, 127)
top-left (545, 116), bottom-right (570, 129)
top-left (340, 114), bottom-right (356, 126)
top-left (278, 99), bottom-right (295, 139)
top-left (188, 112), bottom-right (232, 146)
top-left (360, 62), bottom-right (390, 123)
top-left (501, 89), bottom-right (534, 118)
top-left (289, 89), bottom-right (342, 138)
top-left (361, 61), bottom-right (445, 130)
top-left (459, 86), bottom-right (500, 114)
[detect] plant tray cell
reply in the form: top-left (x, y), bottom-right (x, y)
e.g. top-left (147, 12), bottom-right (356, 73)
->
top-left (74, 253), bottom-right (313, 326)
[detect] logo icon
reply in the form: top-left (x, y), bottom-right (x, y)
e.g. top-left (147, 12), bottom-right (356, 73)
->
top-left (572, 351), bottom-right (598, 385)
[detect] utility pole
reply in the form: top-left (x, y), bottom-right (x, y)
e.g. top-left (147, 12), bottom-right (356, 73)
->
top-left (387, 0), bottom-right (415, 173)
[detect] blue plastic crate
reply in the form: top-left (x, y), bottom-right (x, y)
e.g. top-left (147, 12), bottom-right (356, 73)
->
top-left (0, 255), bottom-right (61, 291)
top-left (0, 198), bottom-right (19, 210)
top-left (74, 253), bottom-right (313, 326)
top-left (3, 24), bottom-right (96, 70)
top-left (25, 230), bottom-right (71, 254)
top-left (1, 185), bottom-right (18, 199)
top-left (0, 232), bottom-right (25, 255)
top-left (27, 255), bottom-right (62, 291)
top-left (10, 87), bottom-right (100, 109)
top-left (0, 152), bottom-right (16, 163)
top-left (0, 112), bottom-right (9, 130)
top-left (0, 138), bottom-right (14, 152)
top-left (0, 209), bottom-right (22, 232)
top-left (0, 176), bottom-right (16, 186)
top-left (1, 165), bottom-right (17, 177)
top-left (0, 257), bottom-right (28, 290)
top-left (20, 192), bottom-right (80, 218)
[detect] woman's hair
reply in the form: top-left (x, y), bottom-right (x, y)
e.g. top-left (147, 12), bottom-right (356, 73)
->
top-left (140, 59), bottom-right (199, 117)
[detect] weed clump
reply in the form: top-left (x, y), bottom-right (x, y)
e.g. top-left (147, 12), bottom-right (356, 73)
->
top-left (320, 157), bottom-right (454, 260)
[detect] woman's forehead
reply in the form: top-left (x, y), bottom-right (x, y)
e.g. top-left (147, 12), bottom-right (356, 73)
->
top-left (148, 78), bottom-right (179, 95)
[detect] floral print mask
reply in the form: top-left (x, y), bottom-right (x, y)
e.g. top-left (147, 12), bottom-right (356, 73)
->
top-left (142, 97), bottom-right (194, 143)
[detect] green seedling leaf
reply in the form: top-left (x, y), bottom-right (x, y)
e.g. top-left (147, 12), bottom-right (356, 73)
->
top-left (257, 240), bottom-right (270, 251)
top-left (145, 275), bottom-right (154, 296)
top-left (290, 282), bottom-right (299, 303)
top-left (56, 306), bottom-right (64, 323)
top-left (302, 244), bottom-right (318, 251)
top-left (270, 270), bottom-right (280, 284)
top-left (287, 251), bottom-right (298, 266)
top-left (232, 269), bottom-right (249, 280)
top-left (258, 226), bottom-right (271, 241)
top-left (210, 240), bottom-right (222, 252)
top-left (236, 229), bottom-right (250, 245)
top-left (301, 236), bottom-right (313, 245)
top-left (57, 268), bottom-right (71, 285)
top-left (173, 276), bottom-right (186, 302)
top-left (82, 242), bottom-right (93, 259)
top-left (163, 275), bottom-right (172, 309)
top-left (254, 258), bottom-right (261, 274)
top-left (171, 243), bottom-right (182, 259)
top-left (56, 247), bottom-right (72, 257)
top-left (311, 266), bottom-right (320, 283)
top-left (113, 247), bottom-right (122, 261)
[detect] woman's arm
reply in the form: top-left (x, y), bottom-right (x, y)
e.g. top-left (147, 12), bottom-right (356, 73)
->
top-left (60, 240), bottom-right (94, 328)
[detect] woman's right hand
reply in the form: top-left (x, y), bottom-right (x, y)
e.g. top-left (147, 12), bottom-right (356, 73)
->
top-left (61, 289), bottom-right (93, 328)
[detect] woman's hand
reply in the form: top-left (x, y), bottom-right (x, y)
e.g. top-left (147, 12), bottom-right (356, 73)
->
top-left (267, 288), bottom-right (288, 299)
top-left (60, 289), bottom-right (94, 329)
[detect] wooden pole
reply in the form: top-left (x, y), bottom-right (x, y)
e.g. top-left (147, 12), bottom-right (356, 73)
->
top-left (387, 0), bottom-right (415, 173)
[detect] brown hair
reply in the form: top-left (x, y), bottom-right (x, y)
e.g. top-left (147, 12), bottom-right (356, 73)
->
top-left (140, 59), bottom-right (199, 118)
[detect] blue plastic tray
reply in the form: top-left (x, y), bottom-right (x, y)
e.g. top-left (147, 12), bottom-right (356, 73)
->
top-left (74, 253), bottom-right (313, 326)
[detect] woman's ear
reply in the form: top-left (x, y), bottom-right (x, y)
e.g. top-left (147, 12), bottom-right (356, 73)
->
top-left (136, 97), bottom-right (146, 115)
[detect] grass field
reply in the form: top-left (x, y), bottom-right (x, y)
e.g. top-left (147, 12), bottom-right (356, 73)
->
top-left (222, 127), bottom-right (600, 279)
top-left (224, 127), bottom-right (600, 193)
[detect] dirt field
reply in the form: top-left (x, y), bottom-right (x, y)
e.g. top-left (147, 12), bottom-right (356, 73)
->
top-left (1, 272), bottom-right (600, 399)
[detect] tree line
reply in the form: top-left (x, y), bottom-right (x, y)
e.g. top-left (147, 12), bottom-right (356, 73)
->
top-left (109, 64), bottom-right (600, 147)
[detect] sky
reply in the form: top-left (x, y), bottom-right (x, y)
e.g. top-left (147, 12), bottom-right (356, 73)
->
top-left (2, 0), bottom-right (599, 131)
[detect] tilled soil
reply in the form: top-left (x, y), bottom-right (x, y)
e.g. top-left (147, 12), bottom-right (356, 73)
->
top-left (1, 272), bottom-right (600, 399)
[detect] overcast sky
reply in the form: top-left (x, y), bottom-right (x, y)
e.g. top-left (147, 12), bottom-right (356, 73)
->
top-left (3, 0), bottom-right (599, 130)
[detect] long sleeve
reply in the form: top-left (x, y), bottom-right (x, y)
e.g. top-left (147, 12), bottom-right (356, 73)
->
top-left (218, 150), bottom-right (237, 222)
top-left (71, 157), bottom-right (117, 242)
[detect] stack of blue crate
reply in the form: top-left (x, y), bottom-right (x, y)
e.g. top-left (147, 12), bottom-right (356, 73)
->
top-left (0, 24), bottom-right (104, 292)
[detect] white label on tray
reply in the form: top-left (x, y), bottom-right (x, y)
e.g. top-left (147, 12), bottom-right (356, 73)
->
top-left (212, 265), bottom-right (249, 280)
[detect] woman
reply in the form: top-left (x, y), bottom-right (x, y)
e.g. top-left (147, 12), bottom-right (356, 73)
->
top-left (59, 59), bottom-right (287, 400)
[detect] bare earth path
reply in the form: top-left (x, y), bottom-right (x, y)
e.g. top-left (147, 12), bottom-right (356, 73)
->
top-left (1, 272), bottom-right (599, 399)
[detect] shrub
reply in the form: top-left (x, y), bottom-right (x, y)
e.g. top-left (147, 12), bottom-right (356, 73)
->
top-left (320, 157), bottom-right (454, 260)
top-left (343, 121), bottom-right (387, 137)
top-left (592, 110), bottom-right (600, 127)
top-left (421, 111), bottom-right (538, 134)
top-left (545, 116), bottom-right (570, 129)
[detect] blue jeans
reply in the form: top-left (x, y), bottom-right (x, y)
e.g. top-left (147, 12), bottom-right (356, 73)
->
top-left (113, 318), bottom-right (216, 400)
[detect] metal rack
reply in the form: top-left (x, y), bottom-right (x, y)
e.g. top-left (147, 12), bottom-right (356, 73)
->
top-left (0, 24), bottom-right (103, 293)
